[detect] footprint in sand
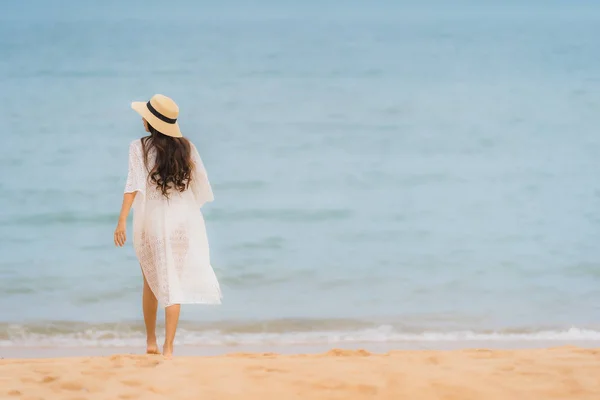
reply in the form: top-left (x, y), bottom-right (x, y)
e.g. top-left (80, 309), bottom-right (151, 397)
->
top-left (148, 386), bottom-right (165, 394)
top-left (41, 375), bottom-right (58, 383)
top-left (121, 379), bottom-right (143, 387)
top-left (325, 349), bottom-right (371, 357)
top-left (60, 381), bottom-right (84, 391)
top-left (426, 356), bottom-right (441, 365)
top-left (134, 358), bottom-right (161, 368)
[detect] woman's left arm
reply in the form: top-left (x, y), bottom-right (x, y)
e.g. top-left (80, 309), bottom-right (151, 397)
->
top-left (114, 192), bottom-right (137, 247)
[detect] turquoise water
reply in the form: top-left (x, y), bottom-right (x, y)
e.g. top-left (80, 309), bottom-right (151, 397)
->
top-left (1, 0), bottom-right (600, 347)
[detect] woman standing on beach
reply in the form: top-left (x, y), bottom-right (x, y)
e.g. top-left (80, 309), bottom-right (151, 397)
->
top-left (114, 94), bottom-right (222, 358)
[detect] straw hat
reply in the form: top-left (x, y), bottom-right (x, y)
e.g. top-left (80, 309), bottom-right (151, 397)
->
top-left (131, 94), bottom-right (182, 137)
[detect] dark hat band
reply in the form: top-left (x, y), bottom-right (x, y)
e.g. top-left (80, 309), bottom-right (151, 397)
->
top-left (147, 101), bottom-right (177, 124)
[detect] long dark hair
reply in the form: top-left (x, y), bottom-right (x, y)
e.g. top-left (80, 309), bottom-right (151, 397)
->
top-left (141, 123), bottom-right (194, 198)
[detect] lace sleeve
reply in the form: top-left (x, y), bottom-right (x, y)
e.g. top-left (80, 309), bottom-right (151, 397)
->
top-left (124, 140), bottom-right (146, 195)
top-left (190, 142), bottom-right (214, 207)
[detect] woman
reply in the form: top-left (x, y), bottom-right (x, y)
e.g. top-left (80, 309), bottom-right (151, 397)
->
top-left (114, 94), bottom-right (222, 358)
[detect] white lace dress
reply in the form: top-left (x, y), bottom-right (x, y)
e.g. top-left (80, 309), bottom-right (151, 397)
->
top-left (124, 138), bottom-right (222, 307)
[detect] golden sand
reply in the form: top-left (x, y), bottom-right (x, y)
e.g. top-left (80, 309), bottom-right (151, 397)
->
top-left (2, 347), bottom-right (599, 399)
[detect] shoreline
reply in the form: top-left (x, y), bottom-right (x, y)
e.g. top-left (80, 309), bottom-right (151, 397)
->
top-left (2, 346), bottom-right (599, 399)
top-left (3, 339), bottom-right (600, 359)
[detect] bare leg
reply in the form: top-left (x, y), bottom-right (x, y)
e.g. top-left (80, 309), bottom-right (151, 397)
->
top-left (142, 274), bottom-right (159, 354)
top-left (163, 304), bottom-right (181, 359)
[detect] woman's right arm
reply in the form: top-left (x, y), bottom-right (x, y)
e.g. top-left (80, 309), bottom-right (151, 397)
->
top-left (114, 192), bottom-right (136, 247)
top-left (115, 141), bottom-right (144, 247)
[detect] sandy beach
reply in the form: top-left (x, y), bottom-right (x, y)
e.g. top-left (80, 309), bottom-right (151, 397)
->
top-left (2, 346), bottom-right (599, 400)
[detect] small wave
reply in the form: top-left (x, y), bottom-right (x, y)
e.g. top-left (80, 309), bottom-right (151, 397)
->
top-left (1, 321), bottom-right (599, 348)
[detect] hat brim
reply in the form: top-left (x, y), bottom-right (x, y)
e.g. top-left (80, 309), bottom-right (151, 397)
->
top-left (131, 101), bottom-right (182, 138)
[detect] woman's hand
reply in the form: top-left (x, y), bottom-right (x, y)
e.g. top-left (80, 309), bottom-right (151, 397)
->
top-left (114, 220), bottom-right (127, 247)
top-left (114, 192), bottom-right (136, 247)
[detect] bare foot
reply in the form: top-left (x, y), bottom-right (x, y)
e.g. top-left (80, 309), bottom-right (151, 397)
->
top-left (146, 339), bottom-right (160, 355)
top-left (163, 343), bottom-right (174, 359)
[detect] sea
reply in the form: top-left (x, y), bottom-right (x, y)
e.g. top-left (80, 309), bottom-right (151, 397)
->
top-left (1, 0), bottom-right (600, 351)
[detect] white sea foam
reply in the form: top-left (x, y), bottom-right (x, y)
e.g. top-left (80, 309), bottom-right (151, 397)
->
top-left (2, 325), bottom-right (600, 348)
